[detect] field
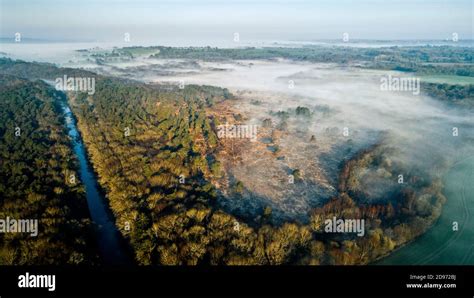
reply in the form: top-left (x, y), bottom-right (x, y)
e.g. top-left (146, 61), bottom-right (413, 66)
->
top-left (420, 75), bottom-right (474, 86)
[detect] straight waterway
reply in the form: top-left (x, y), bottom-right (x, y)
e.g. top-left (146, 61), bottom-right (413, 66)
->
top-left (62, 103), bottom-right (130, 265)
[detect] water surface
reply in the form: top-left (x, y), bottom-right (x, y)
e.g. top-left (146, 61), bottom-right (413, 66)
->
top-left (63, 104), bottom-right (130, 265)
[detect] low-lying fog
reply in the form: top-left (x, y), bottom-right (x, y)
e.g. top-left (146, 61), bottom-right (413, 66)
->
top-left (123, 58), bottom-right (472, 222)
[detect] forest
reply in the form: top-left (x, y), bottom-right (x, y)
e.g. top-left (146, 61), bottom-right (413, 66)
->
top-left (0, 74), bottom-right (96, 265)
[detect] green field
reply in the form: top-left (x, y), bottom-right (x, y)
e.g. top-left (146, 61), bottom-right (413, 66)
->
top-left (420, 75), bottom-right (474, 86)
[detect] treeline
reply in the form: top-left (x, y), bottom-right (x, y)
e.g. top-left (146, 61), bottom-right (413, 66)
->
top-left (0, 75), bottom-right (96, 265)
top-left (136, 45), bottom-right (471, 64)
top-left (0, 57), bottom-right (98, 81)
top-left (318, 143), bottom-right (447, 264)
top-left (422, 83), bottom-right (474, 107)
top-left (145, 45), bottom-right (474, 76)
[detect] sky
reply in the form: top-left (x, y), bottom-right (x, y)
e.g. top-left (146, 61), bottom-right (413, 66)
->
top-left (0, 0), bottom-right (472, 44)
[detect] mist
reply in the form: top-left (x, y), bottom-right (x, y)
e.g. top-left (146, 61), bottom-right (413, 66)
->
top-left (125, 58), bottom-right (474, 221)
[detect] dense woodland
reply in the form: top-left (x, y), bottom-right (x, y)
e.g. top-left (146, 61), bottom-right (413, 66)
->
top-left (0, 74), bottom-right (95, 264)
top-left (422, 82), bottom-right (474, 107)
top-left (0, 58), bottom-right (457, 265)
top-left (314, 144), bottom-right (447, 264)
